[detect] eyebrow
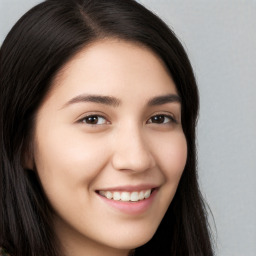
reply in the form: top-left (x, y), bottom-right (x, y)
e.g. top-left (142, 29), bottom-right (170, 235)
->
top-left (62, 93), bottom-right (181, 108)
top-left (63, 94), bottom-right (121, 108)
top-left (148, 94), bottom-right (181, 106)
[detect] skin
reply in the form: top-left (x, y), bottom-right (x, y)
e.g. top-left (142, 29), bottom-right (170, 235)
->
top-left (28, 39), bottom-right (187, 256)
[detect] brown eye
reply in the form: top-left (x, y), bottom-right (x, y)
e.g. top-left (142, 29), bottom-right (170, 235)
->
top-left (148, 114), bottom-right (176, 124)
top-left (82, 115), bottom-right (107, 125)
top-left (151, 115), bottom-right (165, 124)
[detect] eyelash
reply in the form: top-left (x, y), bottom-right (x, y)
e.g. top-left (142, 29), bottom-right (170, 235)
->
top-left (147, 114), bottom-right (177, 125)
top-left (78, 114), bottom-right (177, 126)
top-left (79, 115), bottom-right (109, 125)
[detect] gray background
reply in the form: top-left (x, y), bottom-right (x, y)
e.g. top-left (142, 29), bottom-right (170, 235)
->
top-left (1, 1), bottom-right (255, 255)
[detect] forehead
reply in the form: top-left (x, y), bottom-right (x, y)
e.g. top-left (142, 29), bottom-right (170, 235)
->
top-left (46, 38), bottom-right (177, 105)
top-left (57, 38), bottom-right (170, 77)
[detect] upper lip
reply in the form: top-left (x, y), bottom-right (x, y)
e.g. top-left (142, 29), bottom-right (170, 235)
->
top-left (96, 184), bottom-right (159, 192)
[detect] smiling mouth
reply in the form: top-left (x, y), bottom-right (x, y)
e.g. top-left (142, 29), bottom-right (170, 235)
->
top-left (96, 189), bottom-right (155, 202)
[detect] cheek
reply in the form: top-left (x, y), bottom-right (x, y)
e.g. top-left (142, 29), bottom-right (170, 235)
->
top-left (32, 127), bottom-right (114, 233)
top-left (153, 132), bottom-right (187, 179)
top-left (150, 131), bottom-right (187, 213)
top-left (33, 126), bottom-right (110, 200)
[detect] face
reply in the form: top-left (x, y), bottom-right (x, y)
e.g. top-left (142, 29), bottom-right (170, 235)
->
top-left (30, 39), bottom-right (187, 255)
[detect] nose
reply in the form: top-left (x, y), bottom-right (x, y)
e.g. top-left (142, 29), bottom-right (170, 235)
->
top-left (111, 126), bottom-right (155, 173)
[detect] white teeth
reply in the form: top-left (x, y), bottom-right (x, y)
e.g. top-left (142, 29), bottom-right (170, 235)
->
top-left (105, 191), bottom-right (113, 199)
top-left (131, 192), bottom-right (139, 202)
top-left (98, 189), bottom-right (152, 202)
top-left (121, 192), bottom-right (130, 201)
top-left (139, 191), bottom-right (144, 200)
top-left (113, 192), bottom-right (121, 201)
top-left (145, 190), bottom-right (151, 199)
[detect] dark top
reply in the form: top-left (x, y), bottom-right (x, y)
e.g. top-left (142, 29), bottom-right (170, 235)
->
top-left (0, 248), bottom-right (10, 256)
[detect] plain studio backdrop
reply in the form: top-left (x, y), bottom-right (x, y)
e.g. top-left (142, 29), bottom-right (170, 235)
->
top-left (0, 1), bottom-right (255, 255)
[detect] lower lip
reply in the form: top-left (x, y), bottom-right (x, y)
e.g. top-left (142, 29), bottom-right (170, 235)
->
top-left (97, 189), bottom-right (157, 215)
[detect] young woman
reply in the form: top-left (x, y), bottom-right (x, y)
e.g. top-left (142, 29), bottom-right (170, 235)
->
top-left (0, 0), bottom-right (214, 255)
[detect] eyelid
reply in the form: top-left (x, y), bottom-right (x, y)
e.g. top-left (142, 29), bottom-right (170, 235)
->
top-left (146, 112), bottom-right (178, 124)
top-left (76, 112), bottom-right (111, 125)
top-left (75, 111), bottom-right (179, 126)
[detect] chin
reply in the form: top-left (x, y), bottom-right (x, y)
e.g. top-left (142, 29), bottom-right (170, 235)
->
top-left (104, 226), bottom-right (157, 250)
